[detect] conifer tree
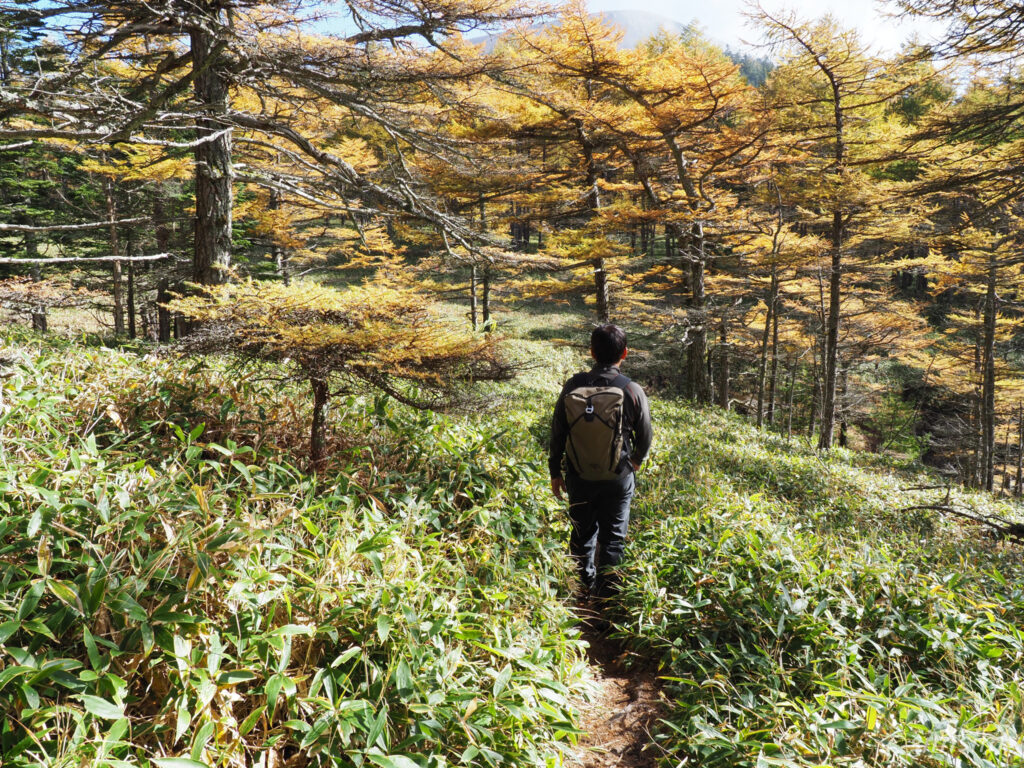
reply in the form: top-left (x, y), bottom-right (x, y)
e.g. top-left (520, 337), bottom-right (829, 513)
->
top-left (759, 10), bottom-right (920, 448)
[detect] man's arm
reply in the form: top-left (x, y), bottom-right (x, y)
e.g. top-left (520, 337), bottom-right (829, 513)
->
top-left (549, 382), bottom-right (570, 495)
top-left (628, 383), bottom-right (653, 469)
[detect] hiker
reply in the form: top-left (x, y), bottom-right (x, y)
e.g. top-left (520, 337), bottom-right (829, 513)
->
top-left (549, 324), bottom-right (652, 600)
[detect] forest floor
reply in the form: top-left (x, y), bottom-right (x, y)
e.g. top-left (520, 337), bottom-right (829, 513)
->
top-left (565, 611), bottom-right (666, 768)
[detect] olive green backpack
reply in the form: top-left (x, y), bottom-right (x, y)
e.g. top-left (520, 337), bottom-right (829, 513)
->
top-left (563, 373), bottom-right (631, 481)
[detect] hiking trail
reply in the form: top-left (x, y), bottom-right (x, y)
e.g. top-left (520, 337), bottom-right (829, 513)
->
top-left (564, 620), bottom-right (667, 768)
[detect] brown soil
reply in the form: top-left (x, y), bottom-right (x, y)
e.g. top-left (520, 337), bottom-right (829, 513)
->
top-left (564, 613), bottom-right (667, 768)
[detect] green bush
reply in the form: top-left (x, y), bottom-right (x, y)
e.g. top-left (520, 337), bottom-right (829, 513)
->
top-left (0, 336), bottom-right (586, 768)
top-left (616, 404), bottom-right (1024, 767)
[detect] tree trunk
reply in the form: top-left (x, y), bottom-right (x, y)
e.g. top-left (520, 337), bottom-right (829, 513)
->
top-left (756, 268), bottom-right (778, 428)
top-left (24, 230), bottom-right (46, 332)
top-left (768, 299), bottom-right (780, 425)
top-left (112, 260), bottom-right (125, 336)
top-left (157, 278), bottom-right (172, 342)
top-left (687, 248), bottom-right (711, 403)
top-left (482, 266), bottom-right (492, 333)
top-left (808, 342), bottom-right (820, 439)
top-left (269, 187), bottom-right (288, 284)
top-left (786, 361), bottom-right (797, 440)
top-left (981, 255), bottom-right (998, 492)
top-left (191, 10), bottom-right (233, 285)
top-left (154, 191), bottom-right (170, 253)
top-left (817, 63), bottom-right (847, 451)
top-left (593, 258), bottom-right (609, 323)
top-left (577, 119), bottom-right (609, 323)
top-left (718, 314), bottom-right (729, 410)
top-left (1016, 400), bottom-right (1022, 497)
top-left (126, 256), bottom-right (137, 339)
top-left (818, 212), bottom-right (844, 449)
top-left (838, 366), bottom-right (849, 448)
top-left (1001, 417), bottom-right (1012, 494)
top-left (310, 377), bottom-right (329, 470)
top-left (470, 264), bottom-right (478, 331)
top-left (971, 302), bottom-right (982, 486)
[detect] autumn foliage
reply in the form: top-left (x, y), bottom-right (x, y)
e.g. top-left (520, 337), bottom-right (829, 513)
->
top-left (167, 280), bottom-right (513, 465)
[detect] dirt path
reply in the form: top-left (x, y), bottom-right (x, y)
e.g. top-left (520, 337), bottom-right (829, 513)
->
top-left (564, 616), bottom-right (667, 768)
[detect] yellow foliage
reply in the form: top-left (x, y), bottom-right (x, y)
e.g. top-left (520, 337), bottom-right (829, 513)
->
top-left (167, 280), bottom-right (509, 394)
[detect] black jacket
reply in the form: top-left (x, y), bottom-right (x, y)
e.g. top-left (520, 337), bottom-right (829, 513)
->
top-left (549, 364), bottom-right (652, 480)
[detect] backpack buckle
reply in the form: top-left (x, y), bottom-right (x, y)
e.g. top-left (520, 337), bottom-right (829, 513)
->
top-left (585, 404), bottom-right (594, 415)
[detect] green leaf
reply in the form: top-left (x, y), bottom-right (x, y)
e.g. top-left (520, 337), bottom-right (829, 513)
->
top-left (17, 580), bottom-right (44, 620)
top-left (0, 620), bottom-right (20, 644)
top-left (368, 707), bottom-right (389, 750)
top-left (492, 665), bottom-right (513, 698)
top-left (366, 753), bottom-right (419, 768)
top-left (239, 705), bottom-right (266, 736)
top-left (49, 579), bottom-right (82, 613)
top-left (152, 759), bottom-right (211, 768)
top-left (218, 670), bottom-right (256, 685)
top-left (190, 721), bottom-right (215, 763)
top-left (265, 673), bottom-right (284, 718)
top-left (83, 626), bottom-right (103, 670)
top-left (19, 683), bottom-right (39, 709)
top-left (27, 509), bottom-right (42, 539)
top-left (270, 624), bottom-right (315, 638)
top-left (80, 694), bottom-right (125, 720)
top-left (175, 698), bottom-right (192, 741)
top-left (394, 660), bottom-right (413, 700)
top-left (376, 615), bottom-right (392, 642)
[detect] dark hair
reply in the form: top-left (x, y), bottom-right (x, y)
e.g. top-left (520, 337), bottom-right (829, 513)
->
top-left (591, 324), bottom-right (627, 365)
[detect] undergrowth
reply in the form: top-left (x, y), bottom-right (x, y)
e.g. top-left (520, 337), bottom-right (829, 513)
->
top-left (617, 403), bottom-right (1024, 768)
top-left (0, 333), bottom-right (586, 768)
top-left (6, 328), bottom-right (1024, 768)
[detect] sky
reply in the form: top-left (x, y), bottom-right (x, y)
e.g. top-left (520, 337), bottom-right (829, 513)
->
top-left (585, 0), bottom-right (948, 54)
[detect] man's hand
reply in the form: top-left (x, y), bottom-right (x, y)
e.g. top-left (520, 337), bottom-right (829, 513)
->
top-left (551, 476), bottom-right (566, 501)
top-left (631, 459), bottom-right (641, 472)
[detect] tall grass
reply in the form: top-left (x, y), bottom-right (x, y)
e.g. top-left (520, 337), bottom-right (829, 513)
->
top-left (616, 403), bottom-right (1024, 767)
top-left (0, 333), bottom-right (587, 767)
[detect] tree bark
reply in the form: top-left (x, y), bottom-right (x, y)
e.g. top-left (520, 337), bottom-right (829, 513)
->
top-left (191, 8), bottom-right (233, 285)
top-left (24, 229), bottom-right (46, 332)
top-left (818, 211), bottom-right (844, 449)
top-left (126, 255), bottom-right (137, 339)
top-left (576, 119), bottom-right (610, 323)
top-left (310, 377), bottom-right (329, 470)
top-left (786, 360), bottom-right (797, 440)
top-left (838, 366), bottom-right (849, 448)
top-left (1016, 400), bottom-right (1022, 497)
top-left (768, 297), bottom-right (780, 425)
top-left (981, 255), bottom-right (998, 491)
top-left (482, 266), bottom-right (492, 333)
top-left (756, 268), bottom-right (778, 428)
top-left (718, 314), bottom-right (730, 410)
top-left (687, 251), bottom-right (711, 403)
top-left (593, 258), bottom-right (610, 323)
top-left (969, 302), bottom-right (981, 486)
top-left (470, 263), bottom-right (478, 331)
top-left (157, 278), bottom-right (172, 342)
top-left (269, 187), bottom-right (288, 284)
top-left (817, 58), bottom-right (847, 451)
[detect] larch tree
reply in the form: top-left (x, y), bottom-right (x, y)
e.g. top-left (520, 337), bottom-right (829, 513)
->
top-left (515, 7), bottom-right (763, 400)
top-left (2, 0), bottom-right (541, 285)
top-left (758, 9), bottom-right (922, 448)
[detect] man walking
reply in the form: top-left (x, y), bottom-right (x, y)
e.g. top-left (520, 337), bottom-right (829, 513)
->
top-left (549, 324), bottom-right (652, 601)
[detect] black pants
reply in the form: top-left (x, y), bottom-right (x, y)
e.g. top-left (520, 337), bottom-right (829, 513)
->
top-left (565, 470), bottom-right (635, 598)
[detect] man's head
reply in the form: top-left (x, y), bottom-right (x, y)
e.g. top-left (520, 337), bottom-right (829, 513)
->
top-left (590, 324), bottom-right (628, 366)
